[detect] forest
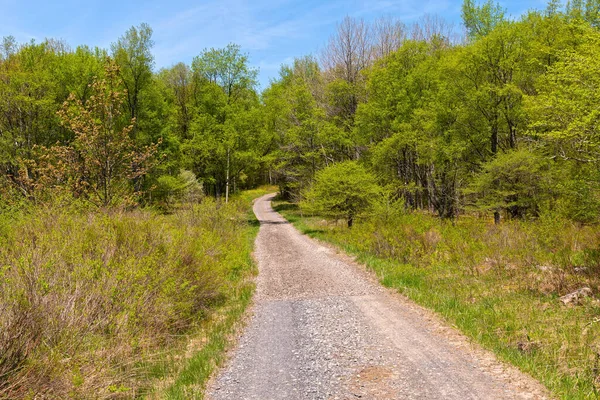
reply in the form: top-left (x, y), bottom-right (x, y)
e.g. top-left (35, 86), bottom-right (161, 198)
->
top-left (2, 0), bottom-right (600, 398)
top-left (1, 1), bottom-right (600, 220)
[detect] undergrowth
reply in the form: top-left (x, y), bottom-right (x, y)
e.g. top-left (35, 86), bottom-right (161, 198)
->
top-left (274, 200), bottom-right (600, 400)
top-left (0, 187), bottom-right (272, 399)
top-left (152, 187), bottom-right (271, 399)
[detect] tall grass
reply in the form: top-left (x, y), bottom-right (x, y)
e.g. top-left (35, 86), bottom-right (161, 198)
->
top-left (0, 192), bottom-right (264, 399)
top-left (275, 201), bottom-right (600, 399)
top-left (153, 187), bottom-right (270, 399)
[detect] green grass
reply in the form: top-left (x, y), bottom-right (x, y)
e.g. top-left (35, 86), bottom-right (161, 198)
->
top-left (273, 200), bottom-right (600, 400)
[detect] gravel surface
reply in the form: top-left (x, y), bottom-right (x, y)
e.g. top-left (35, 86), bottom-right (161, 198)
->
top-left (206, 194), bottom-right (551, 400)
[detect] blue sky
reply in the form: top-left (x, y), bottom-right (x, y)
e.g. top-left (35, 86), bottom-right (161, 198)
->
top-left (1, 0), bottom-right (548, 89)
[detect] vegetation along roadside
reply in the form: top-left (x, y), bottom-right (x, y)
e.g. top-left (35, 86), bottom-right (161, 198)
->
top-left (274, 198), bottom-right (600, 400)
top-left (2, 0), bottom-right (600, 398)
top-left (0, 187), bottom-right (272, 399)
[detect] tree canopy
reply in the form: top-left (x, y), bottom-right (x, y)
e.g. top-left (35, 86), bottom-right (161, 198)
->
top-left (1, 1), bottom-right (600, 225)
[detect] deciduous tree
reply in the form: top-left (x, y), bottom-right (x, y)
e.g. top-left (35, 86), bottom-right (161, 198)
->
top-left (54, 59), bottom-right (159, 206)
top-left (302, 161), bottom-right (379, 227)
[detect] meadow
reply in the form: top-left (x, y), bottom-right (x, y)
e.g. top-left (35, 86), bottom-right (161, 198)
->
top-left (0, 188), bottom-right (270, 399)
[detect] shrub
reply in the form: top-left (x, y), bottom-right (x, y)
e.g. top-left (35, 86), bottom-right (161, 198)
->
top-left (0, 198), bottom-right (250, 398)
top-left (301, 161), bottom-right (380, 227)
top-left (151, 170), bottom-right (204, 211)
top-left (554, 164), bottom-right (600, 224)
top-left (469, 150), bottom-right (553, 220)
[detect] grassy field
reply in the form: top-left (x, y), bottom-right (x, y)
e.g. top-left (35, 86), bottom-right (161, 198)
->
top-left (0, 187), bottom-right (272, 399)
top-left (274, 200), bottom-right (600, 400)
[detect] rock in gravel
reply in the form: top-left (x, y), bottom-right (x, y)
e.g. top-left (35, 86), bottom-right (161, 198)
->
top-left (206, 194), bottom-right (551, 400)
top-left (559, 287), bottom-right (593, 306)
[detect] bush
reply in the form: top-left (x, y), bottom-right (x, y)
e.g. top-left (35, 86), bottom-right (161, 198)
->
top-left (554, 164), bottom-right (600, 224)
top-left (151, 170), bottom-right (204, 211)
top-left (0, 198), bottom-right (250, 398)
top-left (301, 161), bottom-right (380, 227)
top-left (469, 150), bottom-right (552, 220)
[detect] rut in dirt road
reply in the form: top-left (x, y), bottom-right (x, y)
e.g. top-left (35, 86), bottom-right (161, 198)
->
top-left (207, 194), bottom-right (550, 400)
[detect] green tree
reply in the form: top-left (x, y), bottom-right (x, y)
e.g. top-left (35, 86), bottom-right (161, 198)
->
top-left (546, 0), bottom-right (563, 16)
top-left (526, 28), bottom-right (600, 164)
top-left (457, 21), bottom-right (528, 157)
top-left (585, 0), bottom-right (600, 27)
top-left (189, 44), bottom-right (260, 202)
top-left (567, 0), bottom-right (585, 19)
top-left (321, 17), bottom-right (373, 159)
top-left (262, 57), bottom-right (329, 199)
top-left (0, 40), bottom-right (86, 195)
top-left (302, 161), bottom-right (379, 227)
top-left (159, 63), bottom-right (193, 139)
top-left (525, 26), bottom-right (600, 222)
top-left (461, 0), bottom-right (506, 40)
top-left (469, 150), bottom-right (552, 221)
top-left (54, 60), bottom-right (159, 206)
top-left (192, 43), bottom-right (258, 103)
top-left (111, 23), bottom-right (154, 124)
top-left (356, 40), bottom-right (467, 218)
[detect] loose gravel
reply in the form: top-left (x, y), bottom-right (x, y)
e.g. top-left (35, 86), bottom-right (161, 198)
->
top-left (206, 194), bottom-right (551, 400)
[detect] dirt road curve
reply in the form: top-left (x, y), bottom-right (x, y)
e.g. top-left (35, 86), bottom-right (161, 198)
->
top-left (207, 194), bottom-right (550, 400)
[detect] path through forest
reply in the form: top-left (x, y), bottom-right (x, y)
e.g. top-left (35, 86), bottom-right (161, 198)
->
top-left (206, 193), bottom-right (550, 400)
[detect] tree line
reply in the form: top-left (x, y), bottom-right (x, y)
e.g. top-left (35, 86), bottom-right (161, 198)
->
top-left (0, 25), bottom-right (264, 208)
top-left (267, 0), bottom-right (600, 223)
top-left (1, 0), bottom-right (600, 223)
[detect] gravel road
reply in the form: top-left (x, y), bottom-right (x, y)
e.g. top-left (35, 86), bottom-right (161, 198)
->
top-left (206, 194), bottom-right (550, 400)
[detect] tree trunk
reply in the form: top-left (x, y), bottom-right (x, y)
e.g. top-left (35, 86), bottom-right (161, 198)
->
top-left (225, 147), bottom-right (230, 204)
top-left (347, 215), bottom-right (353, 228)
top-left (494, 210), bottom-right (500, 225)
top-left (509, 124), bottom-right (516, 149)
top-left (491, 123), bottom-right (498, 155)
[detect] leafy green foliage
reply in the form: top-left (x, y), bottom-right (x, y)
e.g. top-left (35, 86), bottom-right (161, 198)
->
top-left (50, 60), bottom-right (159, 207)
top-left (1, 8), bottom-right (600, 223)
top-left (554, 164), bottom-right (600, 223)
top-left (526, 27), bottom-right (600, 164)
top-left (462, 0), bottom-right (506, 39)
top-left (0, 195), bottom-right (259, 398)
top-left (192, 43), bottom-right (258, 101)
top-left (185, 44), bottom-right (262, 201)
top-left (151, 170), bottom-right (204, 211)
top-left (2, 6), bottom-right (600, 398)
top-left (261, 57), bottom-right (333, 199)
top-left (302, 161), bottom-right (380, 227)
top-left (111, 23), bottom-right (154, 122)
top-left (469, 150), bottom-right (552, 219)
